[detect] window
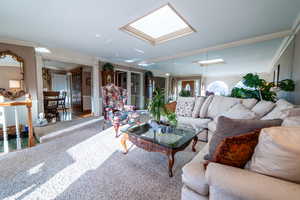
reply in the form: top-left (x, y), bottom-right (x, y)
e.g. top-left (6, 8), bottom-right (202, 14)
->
top-left (207, 81), bottom-right (229, 96)
top-left (120, 4), bottom-right (195, 45)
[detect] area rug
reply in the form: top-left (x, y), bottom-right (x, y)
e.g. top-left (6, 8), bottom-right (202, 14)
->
top-left (0, 122), bottom-right (205, 200)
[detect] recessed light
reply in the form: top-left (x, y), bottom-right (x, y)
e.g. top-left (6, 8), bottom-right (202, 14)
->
top-left (95, 34), bottom-right (101, 38)
top-left (166, 73), bottom-right (170, 76)
top-left (35, 47), bottom-right (51, 53)
top-left (121, 3), bottom-right (196, 45)
top-left (196, 59), bottom-right (225, 66)
top-left (134, 48), bottom-right (145, 54)
top-left (124, 59), bottom-right (136, 63)
top-left (138, 61), bottom-right (154, 67)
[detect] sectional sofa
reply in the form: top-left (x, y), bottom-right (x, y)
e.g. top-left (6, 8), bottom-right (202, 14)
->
top-left (165, 95), bottom-right (300, 200)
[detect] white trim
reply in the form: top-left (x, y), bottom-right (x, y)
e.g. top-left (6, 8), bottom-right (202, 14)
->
top-left (146, 30), bottom-right (292, 63)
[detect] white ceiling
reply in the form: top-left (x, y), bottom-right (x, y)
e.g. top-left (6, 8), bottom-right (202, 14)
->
top-left (0, 0), bottom-right (299, 75)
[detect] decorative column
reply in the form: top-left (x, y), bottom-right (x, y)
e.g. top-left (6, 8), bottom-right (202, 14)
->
top-left (14, 107), bottom-right (21, 150)
top-left (26, 95), bottom-right (35, 147)
top-left (66, 72), bottom-right (72, 107)
top-left (35, 54), bottom-right (44, 114)
top-left (127, 71), bottom-right (132, 105)
top-left (92, 61), bottom-right (101, 116)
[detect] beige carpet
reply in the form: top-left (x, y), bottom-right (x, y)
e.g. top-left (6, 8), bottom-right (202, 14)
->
top-left (0, 122), bottom-right (205, 200)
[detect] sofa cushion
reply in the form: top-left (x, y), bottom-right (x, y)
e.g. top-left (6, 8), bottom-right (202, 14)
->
top-left (177, 116), bottom-right (211, 130)
top-left (182, 162), bottom-right (209, 195)
top-left (182, 185), bottom-right (208, 200)
top-left (204, 116), bottom-right (283, 160)
top-left (261, 99), bottom-right (294, 120)
top-left (281, 107), bottom-right (300, 118)
top-left (208, 121), bottom-right (217, 132)
top-left (220, 103), bottom-right (257, 120)
top-left (207, 96), bottom-right (241, 119)
top-left (251, 100), bottom-right (275, 118)
top-left (282, 116), bottom-right (300, 126)
top-left (175, 97), bottom-right (195, 117)
top-left (241, 98), bottom-right (258, 109)
top-left (192, 97), bottom-right (206, 118)
top-left (211, 129), bottom-right (260, 168)
top-left (199, 95), bottom-right (214, 118)
top-left (249, 127), bottom-right (300, 183)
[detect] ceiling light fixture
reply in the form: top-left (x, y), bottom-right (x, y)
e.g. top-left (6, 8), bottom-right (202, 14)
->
top-left (124, 59), bottom-right (136, 63)
top-left (95, 34), bottom-right (101, 38)
top-left (196, 58), bottom-right (225, 66)
top-left (134, 48), bottom-right (145, 54)
top-left (138, 61), bottom-right (154, 67)
top-left (166, 73), bottom-right (170, 76)
top-left (35, 47), bottom-right (51, 53)
top-left (120, 3), bottom-right (196, 45)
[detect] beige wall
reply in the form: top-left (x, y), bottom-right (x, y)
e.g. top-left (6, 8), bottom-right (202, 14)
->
top-left (291, 32), bottom-right (300, 104)
top-left (0, 43), bottom-right (37, 100)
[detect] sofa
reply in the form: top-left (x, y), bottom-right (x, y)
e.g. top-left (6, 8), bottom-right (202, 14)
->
top-left (165, 95), bottom-right (300, 200)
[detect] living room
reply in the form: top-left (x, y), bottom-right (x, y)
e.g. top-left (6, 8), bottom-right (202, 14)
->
top-left (0, 0), bottom-right (300, 200)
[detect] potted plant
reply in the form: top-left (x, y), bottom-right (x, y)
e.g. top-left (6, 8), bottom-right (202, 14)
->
top-left (148, 88), bottom-right (165, 122)
top-left (148, 88), bottom-right (177, 127)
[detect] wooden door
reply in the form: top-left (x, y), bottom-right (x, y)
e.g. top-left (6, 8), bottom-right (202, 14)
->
top-left (71, 68), bottom-right (83, 113)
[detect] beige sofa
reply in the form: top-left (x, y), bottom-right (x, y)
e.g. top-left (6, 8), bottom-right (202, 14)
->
top-left (168, 95), bottom-right (300, 200)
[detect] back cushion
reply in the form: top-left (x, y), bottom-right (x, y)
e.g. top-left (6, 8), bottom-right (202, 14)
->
top-left (199, 95), bottom-right (214, 118)
top-left (249, 127), bottom-right (300, 183)
top-left (207, 96), bottom-right (241, 118)
top-left (261, 99), bottom-right (294, 120)
top-left (242, 98), bottom-right (258, 109)
top-left (192, 97), bottom-right (206, 118)
top-left (175, 97), bottom-right (195, 117)
top-left (251, 100), bottom-right (275, 118)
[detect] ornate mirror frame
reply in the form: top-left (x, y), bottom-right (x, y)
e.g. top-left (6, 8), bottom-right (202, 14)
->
top-left (0, 50), bottom-right (26, 100)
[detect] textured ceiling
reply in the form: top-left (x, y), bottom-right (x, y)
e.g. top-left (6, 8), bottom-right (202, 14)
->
top-left (0, 0), bottom-right (299, 75)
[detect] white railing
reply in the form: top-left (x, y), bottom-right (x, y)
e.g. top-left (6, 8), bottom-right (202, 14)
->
top-left (0, 95), bottom-right (35, 153)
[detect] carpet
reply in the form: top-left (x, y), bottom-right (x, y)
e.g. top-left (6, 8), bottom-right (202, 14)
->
top-left (0, 122), bottom-right (205, 200)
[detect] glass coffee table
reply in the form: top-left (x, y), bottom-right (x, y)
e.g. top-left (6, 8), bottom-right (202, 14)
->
top-left (120, 122), bottom-right (202, 177)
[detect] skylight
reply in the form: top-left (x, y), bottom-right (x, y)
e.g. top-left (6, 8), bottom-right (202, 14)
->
top-left (120, 4), bottom-right (196, 45)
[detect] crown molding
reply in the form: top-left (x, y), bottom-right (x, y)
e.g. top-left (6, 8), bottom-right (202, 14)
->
top-left (146, 30), bottom-right (292, 63)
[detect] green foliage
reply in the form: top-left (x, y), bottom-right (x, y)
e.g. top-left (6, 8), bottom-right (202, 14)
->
top-left (242, 73), bottom-right (264, 89)
top-left (148, 88), bottom-right (166, 122)
top-left (103, 63), bottom-right (114, 71)
top-left (179, 89), bottom-right (191, 97)
top-left (279, 79), bottom-right (295, 91)
top-left (230, 73), bottom-right (295, 102)
top-left (164, 111), bottom-right (177, 126)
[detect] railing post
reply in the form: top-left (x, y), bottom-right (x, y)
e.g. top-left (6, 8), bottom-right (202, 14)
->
top-left (26, 95), bottom-right (35, 147)
top-left (14, 106), bottom-right (21, 150)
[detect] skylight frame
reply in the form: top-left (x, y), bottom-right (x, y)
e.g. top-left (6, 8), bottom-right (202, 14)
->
top-left (120, 3), bottom-right (196, 45)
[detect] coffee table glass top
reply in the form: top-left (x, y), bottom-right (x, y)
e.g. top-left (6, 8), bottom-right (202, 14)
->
top-left (121, 123), bottom-right (201, 149)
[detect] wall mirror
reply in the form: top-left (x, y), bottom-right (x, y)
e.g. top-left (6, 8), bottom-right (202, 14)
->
top-left (0, 51), bottom-right (25, 99)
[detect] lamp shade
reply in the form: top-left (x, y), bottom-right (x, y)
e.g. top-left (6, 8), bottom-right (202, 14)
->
top-left (9, 80), bottom-right (21, 89)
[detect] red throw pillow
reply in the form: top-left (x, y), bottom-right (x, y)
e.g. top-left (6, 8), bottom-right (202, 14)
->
top-left (211, 129), bottom-right (261, 168)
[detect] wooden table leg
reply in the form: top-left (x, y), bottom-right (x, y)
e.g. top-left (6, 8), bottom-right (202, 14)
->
top-left (167, 152), bottom-right (175, 177)
top-left (192, 136), bottom-right (198, 152)
top-left (121, 133), bottom-right (129, 154)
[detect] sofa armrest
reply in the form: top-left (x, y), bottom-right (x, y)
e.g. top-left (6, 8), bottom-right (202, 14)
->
top-left (205, 163), bottom-right (300, 200)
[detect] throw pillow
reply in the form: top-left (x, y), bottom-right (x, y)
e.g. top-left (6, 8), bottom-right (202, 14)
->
top-left (251, 100), bottom-right (275, 118)
top-left (192, 97), bottom-right (206, 118)
top-left (175, 97), bottom-right (195, 117)
top-left (249, 127), bottom-right (300, 183)
top-left (204, 116), bottom-right (282, 160)
top-left (216, 103), bottom-right (257, 122)
top-left (261, 99), bottom-right (294, 120)
top-left (211, 129), bottom-right (260, 168)
top-left (199, 95), bottom-right (214, 118)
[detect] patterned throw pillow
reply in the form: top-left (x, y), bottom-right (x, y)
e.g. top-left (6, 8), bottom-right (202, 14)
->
top-left (175, 97), bottom-right (195, 117)
top-left (211, 129), bottom-right (261, 168)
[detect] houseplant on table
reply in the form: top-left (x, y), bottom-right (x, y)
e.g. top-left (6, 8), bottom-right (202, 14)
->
top-left (148, 88), bottom-right (177, 127)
